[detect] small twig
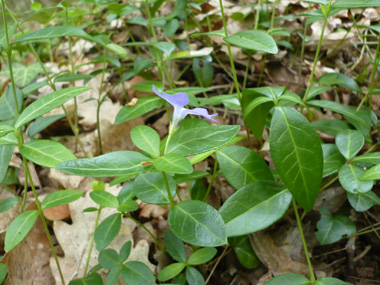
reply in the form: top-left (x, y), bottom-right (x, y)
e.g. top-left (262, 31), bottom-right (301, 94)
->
top-left (205, 245), bottom-right (229, 284)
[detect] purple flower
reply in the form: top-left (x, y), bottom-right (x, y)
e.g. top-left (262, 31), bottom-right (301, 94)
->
top-left (152, 85), bottom-right (217, 130)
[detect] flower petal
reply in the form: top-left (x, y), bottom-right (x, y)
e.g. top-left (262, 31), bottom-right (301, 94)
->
top-left (185, 108), bottom-right (218, 122)
top-left (152, 85), bottom-right (189, 108)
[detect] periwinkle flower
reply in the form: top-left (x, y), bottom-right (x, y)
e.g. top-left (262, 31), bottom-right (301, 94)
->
top-left (152, 85), bottom-right (217, 131)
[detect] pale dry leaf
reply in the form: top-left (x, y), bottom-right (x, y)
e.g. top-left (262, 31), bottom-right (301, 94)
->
top-left (48, 168), bottom-right (85, 190)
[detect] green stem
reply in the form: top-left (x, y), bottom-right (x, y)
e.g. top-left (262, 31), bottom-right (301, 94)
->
top-left (243, 55), bottom-right (251, 89)
top-left (203, 158), bottom-right (218, 202)
top-left (349, 225), bottom-right (380, 238)
top-left (84, 208), bottom-right (102, 276)
top-left (292, 199), bottom-right (315, 282)
top-left (298, 3), bottom-right (311, 86)
top-left (96, 53), bottom-right (107, 155)
top-left (162, 171), bottom-right (175, 208)
top-left (125, 214), bottom-right (169, 259)
top-left (23, 158), bottom-right (65, 284)
top-left (254, 0), bottom-right (261, 30)
top-left (303, 1), bottom-right (333, 102)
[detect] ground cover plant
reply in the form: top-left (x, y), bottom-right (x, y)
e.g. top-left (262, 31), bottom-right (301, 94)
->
top-left (1, 0), bottom-right (380, 284)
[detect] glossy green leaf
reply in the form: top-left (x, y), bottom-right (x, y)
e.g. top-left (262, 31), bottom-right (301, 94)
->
top-left (164, 230), bottom-right (186, 263)
top-left (119, 241), bottom-right (132, 262)
top-left (0, 85), bottom-right (23, 121)
top-left (217, 146), bottom-right (273, 190)
top-left (56, 151), bottom-right (149, 177)
top-left (315, 208), bottom-right (356, 245)
top-left (99, 248), bottom-right (121, 269)
top-left (106, 43), bottom-right (127, 58)
top-left (22, 80), bottom-right (48, 96)
top-left (0, 62), bottom-right (44, 87)
top-left (305, 86), bottom-right (333, 101)
top-left (174, 171), bottom-right (209, 184)
top-left (20, 140), bottom-right (76, 168)
top-left (190, 179), bottom-right (206, 201)
top-left (95, 213), bottom-right (121, 251)
top-left (347, 191), bottom-right (380, 212)
top-left (122, 261), bottom-right (155, 285)
top-left (335, 130), bottom-right (364, 160)
top-left (233, 236), bottom-right (260, 269)
top-left (13, 25), bottom-right (103, 45)
top-left (308, 100), bottom-right (371, 136)
top-left (167, 125), bottom-right (240, 156)
top-left (188, 248), bottom-right (217, 265)
top-left (322, 144), bottom-right (346, 177)
top-left (42, 190), bottom-right (84, 209)
top-left (118, 181), bottom-right (135, 205)
top-left (0, 145), bottom-right (15, 182)
top-left (338, 164), bottom-right (373, 193)
top-left (134, 172), bottom-right (176, 204)
top-left (0, 263), bottom-right (6, 284)
top-left (69, 272), bottom-right (103, 285)
top-left (27, 114), bottom-right (66, 137)
top-left (361, 162), bottom-right (380, 180)
top-left (132, 81), bottom-right (164, 93)
top-left (90, 191), bottom-right (119, 208)
top-left (169, 200), bottom-right (227, 247)
top-left (115, 96), bottom-right (162, 124)
top-left (158, 263), bottom-right (186, 281)
top-left (0, 134), bottom-right (17, 146)
top-left (266, 273), bottom-right (310, 285)
top-left (270, 107), bottom-right (323, 211)
top-left (154, 153), bottom-right (193, 174)
top-left (106, 267), bottom-right (122, 285)
top-left (311, 120), bottom-right (350, 137)
top-left (352, 152), bottom-right (380, 164)
top-left (131, 126), bottom-right (160, 157)
top-left (15, 86), bottom-right (91, 128)
top-left (186, 267), bottom-right (205, 285)
top-left (117, 200), bottom-right (139, 212)
top-left (219, 181), bottom-right (292, 237)
top-left (0, 197), bottom-right (19, 213)
top-left (333, 0), bottom-right (380, 8)
top-left (317, 73), bottom-right (362, 93)
top-left (0, 24), bottom-right (17, 49)
top-left (5, 210), bottom-right (39, 252)
top-left (224, 30), bottom-right (278, 54)
top-left (314, 277), bottom-right (347, 285)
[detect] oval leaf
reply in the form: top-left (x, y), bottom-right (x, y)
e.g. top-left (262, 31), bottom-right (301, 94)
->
top-left (224, 30), bottom-right (278, 54)
top-left (336, 130), bottom-right (364, 160)
top-left (0, 197), bottom-right (19, 213)
top-left (322, 144), bottom-right (346, 177)
top-left (158, 263), bottom-right (186, 281)
top-left (347, 191), bottom-right (380, 212)
top-left (42, 190), bottom-right (84, 209)
top-left (164, 230), bottom-right (186, 263)
top-left (131, 125), bottom-right (160, 157)
top-left (95, 213), bottom-right (121, 251)
top-left (168, 200), bottom-right (227, 247)
top-left (99, 248), bottom-right (121, 270)
top-left (90, 191), bottom-right (119, 208)
top-left (338, 164), bottom-right (373, 194)
top-left (20, 140), bottom-right (76, 168)
top-left (187, 247), bottom-right (217, 265)
top-left (186, 267), bottom-right (205, 285)
top-left (219, 181), bottom-right (292, 237)
top-left (115, 96), bottom-right (162, 124)
top-left (122, 261), bottom-right (155, 285)
top-left (154, 153), bottom-right (193, 174)
top-left (266, 273), bottom-right (310, 285)
top-left (269, 107), bottom-right (323, 211)
top-left (5, 210), bottom-right (39, 252)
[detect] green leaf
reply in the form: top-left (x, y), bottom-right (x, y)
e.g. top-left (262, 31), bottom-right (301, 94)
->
top-left (335, 130), bottom-right (364, 160)
top-left (158, 263), bottom-right (186, 281)
top-left (90, 191), bottom-right (119, 208)
top-left (317, 73), bottom-right (362, 93)
top-left (270, 107), bottom-right (323, 211)
top-left (153, 42), bottom-right (176, 55)
top-left (164, 230), bottom-right (186, 263)
top-left (266, 273), bottom-right (310, 285)
top-left (352, 152), bottom-right (380, 164)
top-left (315, 208), bottom-right (356, 245)
top-left (188, 248), bottom-right (217, 265)
top-left (0, 85), bottom-right (23, 121)
top-left (0, 145), bottom-right (15, 182)
top-left (115, 96), bottom-right (162, 124)
top-left (106, 267), bottom-right (121, 285)
top-left (311, 120), bottom-right (350, 137)
top-left (193, 58), bottom-right (213, 87)
top-left (95, 213), bottom-right (121, 251)
top-left (0, 24), bottom-right (17, 49)
top-left (106, 43), bottom-right (127, 59)
top-left (190, 179), bottom-right (206, 201)
top-left (233, 236), bottom-right (260, 269)
top-left (219, 181), bottom-right (292, 237)
top-left (56, 151), bottom-right (149, 177)
top-left (119, 241), bottom-right (132, 262)
top-left (133, 56), bottom-right (155, 74)
top-left (217, 146), bottom-right (273, 190)
top-left (117, 200), bottom-right (139, 212)
top-left (186, 267), bottom-right (205, 285)
top-left (19, 140), bottom-right (76, 168)
top-left (99, 248), bottom-right (121, 270)
top-left (22, 80), bottom-right (48, 96)
top-left (154, 153), bottom-right (193, 174)
top-left (164, 47), bottom-right (213, 61)
top-left (305, 86), bottom-right (333, 101)
top-left (41, 190), bottom-right (84, 209)
top-left (5, 210), bottom-right (39, 252)
top-left (338, 164), bottom-right (373, 193)
top-left (0, 197), bottom-right (19, 213)
top-left (0, 263), bottom-right (6, 284)
top-left (191, 30), bottom-right (225, 38)
top-left (224, 30), bottom-right (278, 54)
top-left (333, 0), bottom-right (380, 8)
top-left (168, 200), bottom-right (227, 247)
top-left (347, 191), bottom-right (380, 212)
top-left (301, 0), bottom-right (328, 4)
top-left (131, 126), bottom-right (160, 157)
top-left (15, 86), bottom-right (91, 128)
top-left (168, 125), bottom-right (240, 156)
top-left (0, 134), bottom-right (17, 146)
top-left (134, 172), bottom-right (176, 205)
top-left (69, 272), bottom-right (103, 285)
top-left (28, 114), bottom-right (66, 137)
top-left (122, 261), bottom-right (155, 285)
top-left (13, 25), bottom-right (103, 46)
top-left (54, 73), bottom-right (95, 83)
top-left (118, 181), bottom-right (135, 205)
top-left (132, 81), bottom-right (164, 93)
top-left (164, 19), bottom-right (179, 37)
top-left (314, 277), bottom-right (347, 285)
top-left (0, 125), bottom-right (14, 138)
top-left (0, 62), bottom-right (44, 87)
top-left (361, 162), bottom-right (380, 180)
top-left (174, 171), bottom-right (209, 184)
top-left (308, 100), bottom-right (371, 136)
top-left (322, 144), bottom-right (346, 177)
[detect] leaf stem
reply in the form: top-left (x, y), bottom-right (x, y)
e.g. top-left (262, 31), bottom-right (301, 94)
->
top-left (96, 51), bottom-right (107, 155)
top-left (203, 158), bottom-right (218, 202)
top-left (162, 171), bottom-right (175, 208)
top-left (292, 199), bottom-right (315, 282)
top-left (84, 207), bottom-right (102, 276)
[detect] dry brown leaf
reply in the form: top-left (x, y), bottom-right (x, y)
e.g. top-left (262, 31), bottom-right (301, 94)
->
top-left (43, 204), bottom-right (71, 221)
